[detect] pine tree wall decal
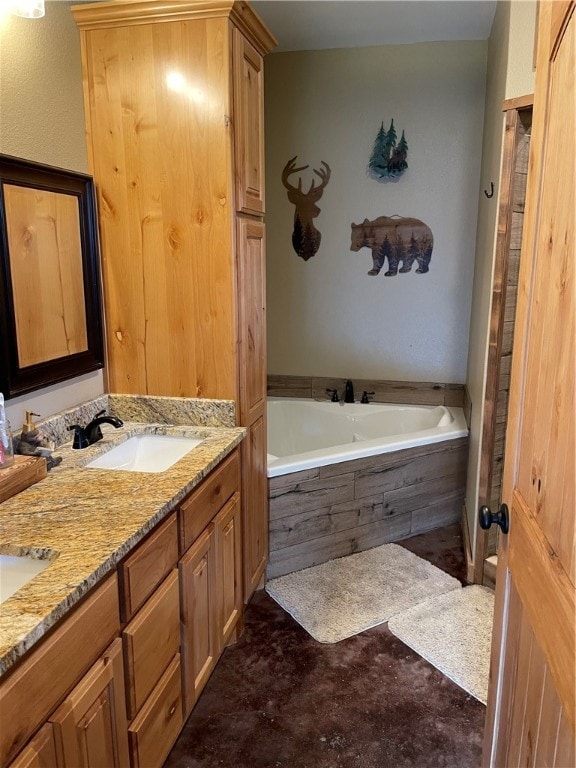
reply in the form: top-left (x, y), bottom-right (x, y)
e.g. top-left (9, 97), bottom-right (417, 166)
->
top-left (367, 119), bottom-right (408, 181)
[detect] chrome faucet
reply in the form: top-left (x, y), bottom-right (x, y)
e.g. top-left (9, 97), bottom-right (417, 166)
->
top-left (343, 380), bottom-right (355, 403)
top-left (68, 410), bottom-right (124, 449)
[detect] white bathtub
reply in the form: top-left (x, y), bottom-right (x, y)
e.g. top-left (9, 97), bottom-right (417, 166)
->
top-left (267, 397), bottom-right (469, 478)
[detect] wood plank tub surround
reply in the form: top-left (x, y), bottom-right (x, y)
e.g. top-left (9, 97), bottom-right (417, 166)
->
top-left (268, 437), bottom-right (468, 578)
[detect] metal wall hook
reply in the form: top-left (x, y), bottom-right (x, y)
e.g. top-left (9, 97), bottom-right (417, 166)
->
top-left (484, 182), bottom-right (494, 198)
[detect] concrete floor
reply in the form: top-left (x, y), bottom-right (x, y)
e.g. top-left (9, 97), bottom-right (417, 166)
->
top-left (165, 524), bottom-right (486, 767)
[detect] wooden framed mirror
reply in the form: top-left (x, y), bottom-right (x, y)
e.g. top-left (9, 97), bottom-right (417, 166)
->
top-left (0, 154), bottom-right (104, 399)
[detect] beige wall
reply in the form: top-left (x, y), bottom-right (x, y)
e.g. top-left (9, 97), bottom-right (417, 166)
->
top-left (0, 2), bottom-right (105, 425)
top-left (265, 41), bottom-right (487, 383)
top-left (464, 0), bottom-right (536, 555)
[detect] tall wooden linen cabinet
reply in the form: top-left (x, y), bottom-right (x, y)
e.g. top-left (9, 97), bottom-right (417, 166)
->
top-left (73, 1), bottom-right (276, 601)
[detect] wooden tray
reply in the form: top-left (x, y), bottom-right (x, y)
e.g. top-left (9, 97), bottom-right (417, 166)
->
top-left (0, 455), bottom-right (48, 506)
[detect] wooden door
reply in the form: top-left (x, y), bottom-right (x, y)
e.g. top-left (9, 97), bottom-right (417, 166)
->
top-left (50, 638), bottom-right (129, 768)
top-left (482, 2), bottom-right (575, 765)
top-left (179, 526), bottom-right (218, 717)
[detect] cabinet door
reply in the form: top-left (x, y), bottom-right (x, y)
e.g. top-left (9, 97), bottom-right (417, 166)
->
top-left (242, 415), bottom-right (268, 601)
top-left (237, 217), bottom-right (268, 601)
top-left (50, 638), bottom-right (129, 768)
top-left (237, 218), bottom-right (266, 423)
top-left (215, 493), bottom-right (243, 647)
top-left (233, 29), bottom-right (265, 215)
top-left (179, 526), bottom-right (218, 717)
top-left (7, 725), bottom-right (58, 768)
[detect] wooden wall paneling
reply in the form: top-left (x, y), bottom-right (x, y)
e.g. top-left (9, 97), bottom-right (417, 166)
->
top-left (317, 436), bottom-right (469, 479)
top-left (267, 513), bottom-right (413, 578)
top-left (267, 374), bottom-right (314, 399)
top-left (268, 439), bottom-right (467, 577)
top-left (268, 375), bottom-right (465, 406)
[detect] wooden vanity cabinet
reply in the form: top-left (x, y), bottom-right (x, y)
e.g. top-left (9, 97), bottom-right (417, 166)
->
top-left (0, 574), bottom-right (121, 767)
top-left (73, 1), bottom-right (276, 603)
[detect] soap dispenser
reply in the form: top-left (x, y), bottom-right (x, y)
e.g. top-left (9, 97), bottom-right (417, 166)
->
top-left (22, 410), bottom-right (41, 436)
top-left (16, 410), bottom-right (60, 469)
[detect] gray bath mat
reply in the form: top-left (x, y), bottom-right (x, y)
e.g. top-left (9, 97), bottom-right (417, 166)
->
top-left (265, 543), bottom-right (461, 643)
top-left (388, 585), bottom-right (494, 704)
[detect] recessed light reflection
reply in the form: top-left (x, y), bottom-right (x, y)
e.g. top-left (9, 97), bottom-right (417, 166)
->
top-left (166, 71), bottom-right (206, 104)
top-left (166, 71), bottom-right (186, 93)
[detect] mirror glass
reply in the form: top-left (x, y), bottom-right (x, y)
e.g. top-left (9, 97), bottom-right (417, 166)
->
top-left (0, 154), bottom-right (104, 398)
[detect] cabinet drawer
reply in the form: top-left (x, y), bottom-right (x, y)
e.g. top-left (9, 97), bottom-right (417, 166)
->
top-left (124, 569), bottom-right (180, 718)
top-left (0, 574), bottom-right (120, 766)
top-left (119, 512), bottom-right (178, 621)
top-left (128, 654), bottom-right (183, 768)
top-left (179, 450), bottom-right (240, 552)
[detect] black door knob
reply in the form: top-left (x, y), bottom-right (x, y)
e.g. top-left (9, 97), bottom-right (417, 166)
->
top-left (478, 503), bottom-right (510, 534)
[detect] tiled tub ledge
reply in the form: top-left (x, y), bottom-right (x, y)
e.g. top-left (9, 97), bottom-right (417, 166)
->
top-left (0, 394), bottom-right (244, 677)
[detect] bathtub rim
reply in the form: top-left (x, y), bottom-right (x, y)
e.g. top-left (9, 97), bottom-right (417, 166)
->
top-left (266, 398), bottom-right (468, 478)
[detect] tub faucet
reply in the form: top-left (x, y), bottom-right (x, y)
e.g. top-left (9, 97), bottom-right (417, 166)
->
top-left (68, 410), bottom-right (124, 449)
top-left (326, 388), bottom-right (339, 403)
top-left (343, 380), bottom-right (355, 403)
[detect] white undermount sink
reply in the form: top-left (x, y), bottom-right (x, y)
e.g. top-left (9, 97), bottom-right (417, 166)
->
top-left (85, 434), bottom-right (204, 473)
top-left (0, 554), bottom-right (52, 604)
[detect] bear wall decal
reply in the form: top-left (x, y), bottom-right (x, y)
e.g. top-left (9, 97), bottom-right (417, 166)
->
top-left (350, 215), bottom-right (433, 276)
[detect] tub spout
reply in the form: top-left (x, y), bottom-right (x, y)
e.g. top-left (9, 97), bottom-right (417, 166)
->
top-left (344, 380), bottom-right (355, 403)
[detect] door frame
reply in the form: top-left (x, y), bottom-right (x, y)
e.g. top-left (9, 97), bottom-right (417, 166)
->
top-left (473, 96), bottom-right (533, 585)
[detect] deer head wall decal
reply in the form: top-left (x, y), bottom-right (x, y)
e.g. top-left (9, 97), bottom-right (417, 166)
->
top-left (281, 156), bottom-right (331, 261)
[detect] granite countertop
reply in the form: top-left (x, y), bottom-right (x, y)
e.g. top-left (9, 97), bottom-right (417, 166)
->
top-left (0, 395), bottom-right (246, 677)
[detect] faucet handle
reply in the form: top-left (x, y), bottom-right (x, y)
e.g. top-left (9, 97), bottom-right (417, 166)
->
top-left (361, 391), bottom-right (375, 404)
top-left (68, 424), bottom-right (89, 449)
top-left (326, 388), bottom-right (339, 403)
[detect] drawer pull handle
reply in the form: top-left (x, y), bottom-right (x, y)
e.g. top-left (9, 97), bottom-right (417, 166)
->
top-left (168, 703), bottom-right (177, 717)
